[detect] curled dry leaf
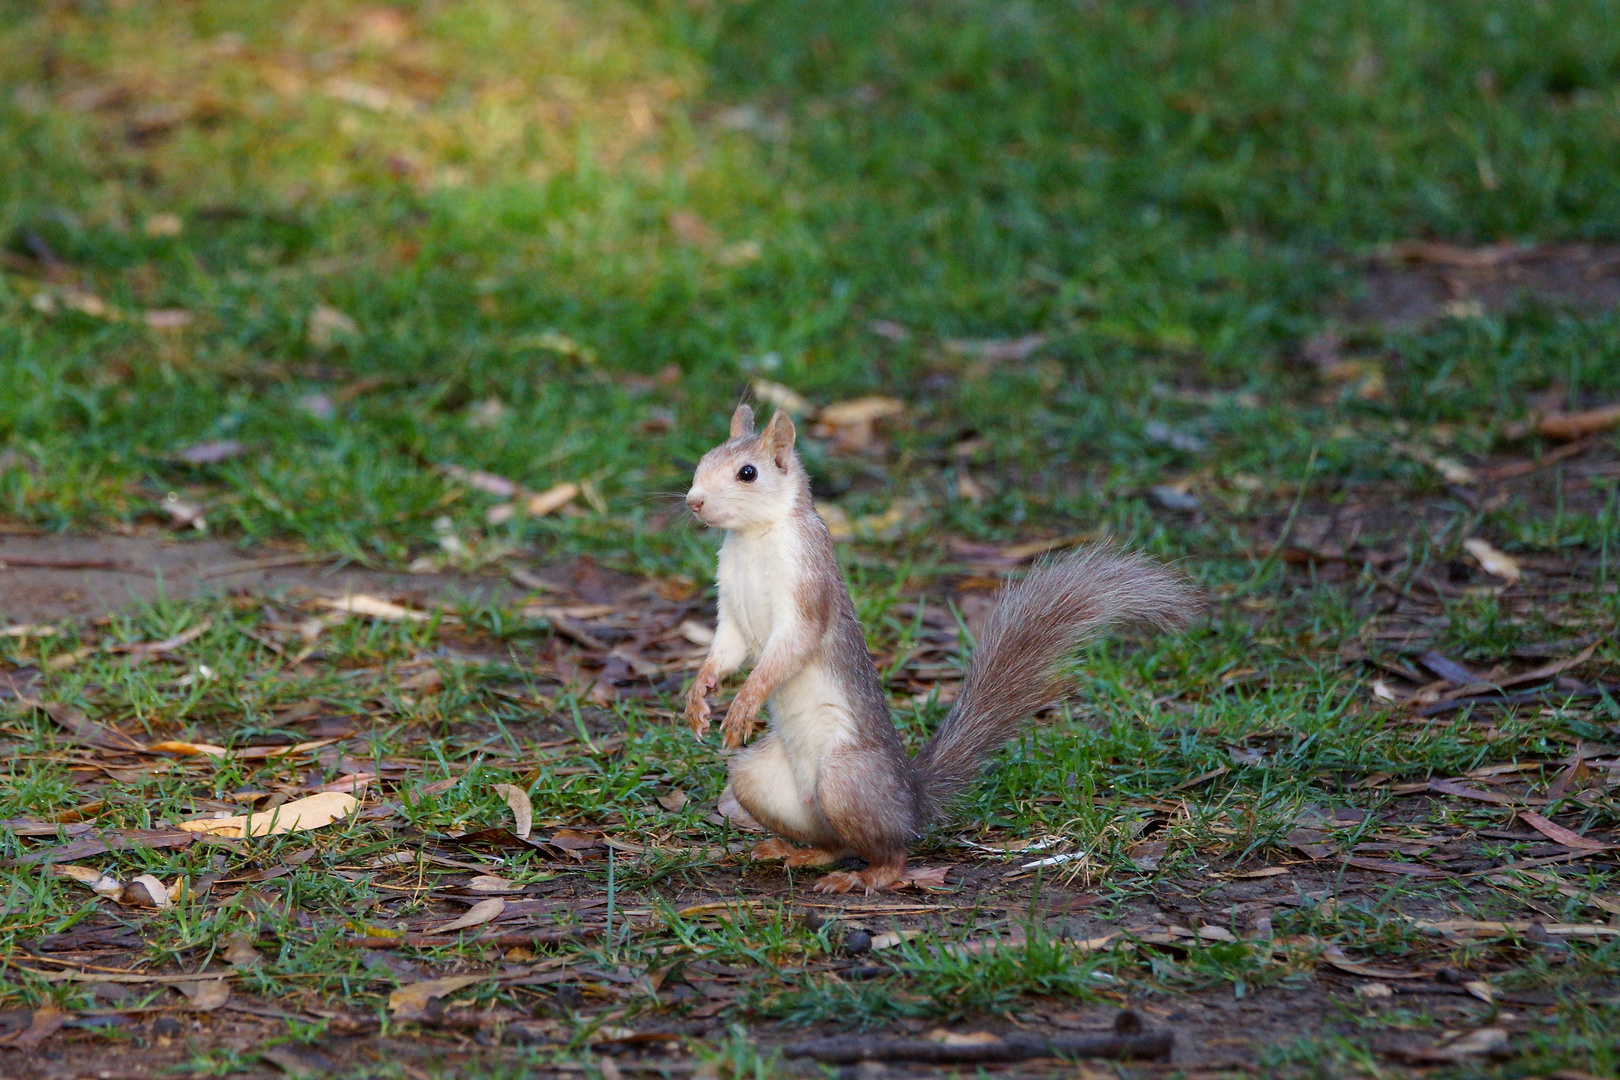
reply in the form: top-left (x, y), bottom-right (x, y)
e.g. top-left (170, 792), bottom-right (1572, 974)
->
top-left (55, 864), bottom-right (125, 901)
top-left (492, 783), bottom-right (533, 840)
top-left (177, 791), bottom-right (358, 838)
top-left (125, 874), bottom-right (172, 909)
top-left (1461, 538), bottom-right (1521, 583)
top-left (657, 788), bottom-right (689, 812)
top-left (425, 897), bottom-right (505, 934)
top-left (318, 595), bottom-right (431, 622)
top-left (388, 974), bottom-right (487, 1020)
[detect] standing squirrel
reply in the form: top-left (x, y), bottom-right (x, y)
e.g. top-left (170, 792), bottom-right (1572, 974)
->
top-left (683, 404), bottom-right (1195, 894)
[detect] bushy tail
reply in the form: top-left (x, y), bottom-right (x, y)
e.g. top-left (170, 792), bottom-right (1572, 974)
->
top-left (913, 545), bottom-right (1196, 814)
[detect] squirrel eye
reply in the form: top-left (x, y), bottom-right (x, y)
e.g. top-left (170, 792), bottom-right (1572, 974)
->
top-left (737, 464), bottom-right (757, 483)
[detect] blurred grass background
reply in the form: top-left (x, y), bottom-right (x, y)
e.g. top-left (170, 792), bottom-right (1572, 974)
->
top-left (1, 0), bottom-right (1618, 568)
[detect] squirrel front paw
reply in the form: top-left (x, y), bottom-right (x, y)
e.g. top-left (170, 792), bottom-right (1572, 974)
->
top-left (684, 692), bottom-right (711, 738)
top-left (720, 700), bottom-right (757, 749)
top-left (684, 670), bottom-right (717, 737)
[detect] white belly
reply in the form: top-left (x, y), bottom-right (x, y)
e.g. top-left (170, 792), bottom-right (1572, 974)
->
top-left (769, 662), bottom-right (857, 793)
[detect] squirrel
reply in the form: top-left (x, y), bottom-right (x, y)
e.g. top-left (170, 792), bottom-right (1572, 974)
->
top-left (683, 404), bottom-right (1196, 894)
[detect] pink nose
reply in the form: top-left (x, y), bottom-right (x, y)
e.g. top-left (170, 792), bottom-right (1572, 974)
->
top-left (687, 494), bottom-right (705, 513)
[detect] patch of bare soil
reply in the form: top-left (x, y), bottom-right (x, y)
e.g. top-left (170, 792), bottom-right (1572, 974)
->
top-left (1350, 241), bottom-right (1620, 328)
top-left (0, 531), bottom-right (522, 623)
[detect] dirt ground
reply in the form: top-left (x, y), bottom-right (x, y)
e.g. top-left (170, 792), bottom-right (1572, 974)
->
top-left (0, 531), bottom-right (523, 625)
top-left (3, 505), bottom-right (1615, 1078)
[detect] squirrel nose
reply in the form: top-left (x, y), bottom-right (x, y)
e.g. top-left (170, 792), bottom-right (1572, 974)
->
top-left (686, 491), bottom-right (705, 513)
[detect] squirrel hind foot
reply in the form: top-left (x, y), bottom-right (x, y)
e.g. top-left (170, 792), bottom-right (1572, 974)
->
top-left (813, 863), bottom-right (905, 895)
top-left (751, 839), bottom-right (841, 867)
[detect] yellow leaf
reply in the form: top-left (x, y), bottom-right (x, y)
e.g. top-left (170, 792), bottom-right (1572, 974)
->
top-left (148, 740), bottom-right (229, 758)
top-left (524, 481), bottom-right (580, 516)
top-left (818, 396), bottom-right (905, 427)
top-left (1462, 538), bottom-right (1521, 583)
top-left (54, 864), bottom-right (124, 900)
top-left (317, 595), bottom-right (431, 622)
top-left (388, 975), bottom-right (488, 1020)
top-left (177, 791), bottom-right (358, 838)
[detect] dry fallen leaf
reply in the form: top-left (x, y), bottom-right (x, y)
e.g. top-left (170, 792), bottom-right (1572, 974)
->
top-left (161, 494), bottom-right (207, 530)
top-left (176, 440), bottom-right (244, 465)
top-left (926, 1030), bottom-right (1002, 1048)
top-left (7, 1007), bottom-right (67, 1051)
top-left (871, 929), bottom-right (925, 950)
top-left (1519, 812), bottom-right (1610, 851)
top-left (493, 783), bottom-right (533, 839)
top-left (389, 974), bottom-right (487, 1020)
top-left (657, 788), bottom-right (688, 812)
top-left (148, 740), bottom-right (229, 758)
top-left (317, 595), bottom-right (431, 622)
top-left (170, 979), bottom-right (230, 1011)
top-left (55, 864), bottom-right (124, 901)
top-left (897, 865), bottom-right (950, 889)
top-left (1533, 402), bottom-right (1620, 441)
top-left (0, 623), bottom-right (56, 638)
top-left (440, 464), bottom-right (521, 498)
top-left (818, 396), bottom-right (905, 428)
top-left (465, 874), bottom-right (517, 893)
top-left (813, 396), bottom-right (905, 452)
top-left (144, 212), bottom-right (183, 238)
top-left (1436, 1028), bottom-right (1509, 1058)
top-left (124, 873), bottom-right (172, 909)
top-left (426, 898), bottom-right (505, 935)
top-left (524, 481), bottom-right (579, 517)
top-left (177, 791), bottom-right (358, 838)
top-left (222, 934), bottom-right (261, 969)
top-left (307, 303), bottom-right (359, 348)
top-left (942, 335), bottom-right (1047, 362)
top-left (751, 379), bottom-right (811, 415)
top-left (1462, 538), bottom-right (1522, 583)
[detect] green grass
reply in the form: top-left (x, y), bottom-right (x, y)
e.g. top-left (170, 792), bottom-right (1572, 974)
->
top-left (1, 0), bottom-right (1619, 567)
top-left (3, 1), bottom-right (1620, 1075)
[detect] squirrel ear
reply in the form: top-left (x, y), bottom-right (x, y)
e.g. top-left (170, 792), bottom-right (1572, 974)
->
top-left (762, 411), bottom-right (796, 469)
top-left (729, 404), bottom-right (756, 438)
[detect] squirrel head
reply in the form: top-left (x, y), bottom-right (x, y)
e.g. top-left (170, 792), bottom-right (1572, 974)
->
top-left (686, 404), bottom-right (804, 531)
